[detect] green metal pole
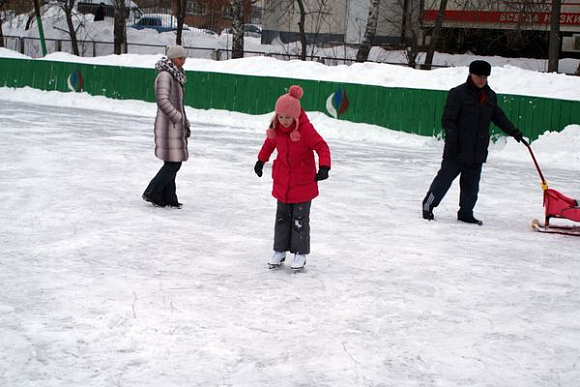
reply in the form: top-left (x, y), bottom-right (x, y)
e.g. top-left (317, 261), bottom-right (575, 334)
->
top-left (32, 0), bottom-right (47, 56)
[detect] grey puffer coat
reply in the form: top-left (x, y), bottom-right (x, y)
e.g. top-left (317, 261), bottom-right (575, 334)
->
top-left (154, 70), bottom-right (189, 162)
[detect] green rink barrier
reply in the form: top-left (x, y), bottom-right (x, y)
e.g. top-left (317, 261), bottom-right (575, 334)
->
top-left (1, 57), bottom-right (579, 141)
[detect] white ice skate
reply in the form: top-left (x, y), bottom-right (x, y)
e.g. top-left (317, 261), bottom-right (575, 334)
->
top-left (290, 254), bottom-right (306, 271)
top-left (268, 251), bottom-right (286, 269)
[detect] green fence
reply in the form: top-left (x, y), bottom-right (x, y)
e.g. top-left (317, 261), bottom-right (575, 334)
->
top-left (1, 57), bottom-right (579, 141)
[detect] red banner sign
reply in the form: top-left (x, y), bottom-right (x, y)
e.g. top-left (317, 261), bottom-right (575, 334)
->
top-left (422, 10), bottom-right (580, 26)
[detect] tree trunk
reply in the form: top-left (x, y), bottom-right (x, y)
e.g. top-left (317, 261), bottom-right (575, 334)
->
top-left (0, 0), bottom-right (8, 48)
top-left (113, 0), bottom-right (127, 54)
top-left (423, 0), bottom-right (448, 70)
top-left (64, 0), bottom-right (80, 56)
top-left (0, 12), bottom-right (4, 48)
top-left (296, 0), bottom-right (307, 60)
top-left (176, 0), bottom-right (185, 45)
top-left (32, 0), bottom-right (48, 55)
top-left (356, 0), bottom-right (380, 63)
top-left (548, 0), bottom-right (561, 73)
top-left (231, 0), bottom-right (244, 59)
top-left (400, 0), bottom-right (409, 44)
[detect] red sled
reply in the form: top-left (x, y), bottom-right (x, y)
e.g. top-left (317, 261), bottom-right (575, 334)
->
top-left (523, 140), bottom-right (580, 236)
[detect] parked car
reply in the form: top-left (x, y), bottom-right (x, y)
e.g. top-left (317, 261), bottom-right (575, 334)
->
top-left (243, 24), bottom-right (262, 36)
top-left (130, 15), bottom-right (190, 33)
top-left (194, 28), bottom-right (218, 36)
top-left (220, 26), bottom-right (232, 35)
top-left (220, 24), bottom-right (262, 37)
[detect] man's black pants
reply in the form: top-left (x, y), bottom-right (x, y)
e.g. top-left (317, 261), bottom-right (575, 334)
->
top-left (423, 159), bottom-right (483, 217)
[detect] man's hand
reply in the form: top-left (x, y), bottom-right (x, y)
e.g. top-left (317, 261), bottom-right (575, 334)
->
top-left (512, 129), bottom-right (523, 143)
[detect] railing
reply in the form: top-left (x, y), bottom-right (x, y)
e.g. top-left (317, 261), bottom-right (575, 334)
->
top-left (1, 34), bottom-right (448, 68)
top-left (2, 35), bottom-right (216, 59)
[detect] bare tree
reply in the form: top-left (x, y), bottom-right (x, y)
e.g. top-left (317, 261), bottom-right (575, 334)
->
top-left (379, 0), bottom-right (422, 67)
top-left (295, 0), bottom-right (307, 60)
top-left (306, 0), bottom-right (331, 58)
top-left (423, 0), bottom-right (447, 70)
top-left (60, 0), bottom-right (80, 56)
top-left (32, 0), bottom-right (47, 55)
top-left (399, 0), bottom-right (409, 43)
top-left (26, 9), bottom-right (35, 31)
top-left (230, 0), bottom-right (244, 58)
top-left (548, 0), bottom-right (561, 72)
top-left (0, 0), bottom-right (7, 47)
top-left (112, 0), bottom-right (127, 54)
top-left (401, 0), bottom-right (421, 67)
top-left (356, 0), bottom-right (380, 62)
top-left (176, 0), bottom-right (186, 45)
top-left (263, 0), bottom-right (334, 61)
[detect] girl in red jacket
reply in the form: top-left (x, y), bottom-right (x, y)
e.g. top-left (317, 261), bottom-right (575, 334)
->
top-left (254, 85), bottom-right (331, 271)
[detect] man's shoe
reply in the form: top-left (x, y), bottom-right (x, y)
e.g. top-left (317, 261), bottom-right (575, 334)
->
top-left (422, 195), bottom-right (435, 221)
top-left (142, 193), bottom-right (166, 207)
top-left (166, 202), bottom-right (183, 209)
top-left (457, 214), bottom-right (483, 225)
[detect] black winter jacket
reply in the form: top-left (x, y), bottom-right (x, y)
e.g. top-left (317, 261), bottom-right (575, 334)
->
top-left (442, 82), bottom-right (518, 163)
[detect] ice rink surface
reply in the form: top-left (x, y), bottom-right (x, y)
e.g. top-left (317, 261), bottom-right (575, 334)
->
top-left (1, 92), bottom-right (579, 386)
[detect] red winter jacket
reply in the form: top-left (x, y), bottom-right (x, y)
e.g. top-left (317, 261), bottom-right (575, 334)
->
top-left (258, 110), bottom-right (331, 204)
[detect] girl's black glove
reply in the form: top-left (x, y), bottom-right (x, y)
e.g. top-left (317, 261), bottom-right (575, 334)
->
top-left (254, 160), bottom-right (264, 177)
top-left (315, 166), bottom-right (330, 181)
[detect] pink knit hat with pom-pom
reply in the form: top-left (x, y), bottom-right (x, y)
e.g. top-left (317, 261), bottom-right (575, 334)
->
top-left (267, 85), bottom-right (304, 142)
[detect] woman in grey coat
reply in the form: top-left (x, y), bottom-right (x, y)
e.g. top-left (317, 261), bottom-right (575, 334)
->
top-left (143, 45), bottom-right (190, 208)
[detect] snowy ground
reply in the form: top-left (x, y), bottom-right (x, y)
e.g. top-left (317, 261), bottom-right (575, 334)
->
top-left (1, 87), bottom-right (579, 386)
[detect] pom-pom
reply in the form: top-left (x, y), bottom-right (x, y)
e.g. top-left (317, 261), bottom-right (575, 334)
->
top-left (288, 85), bottom-right (303, 100)
top-left (290, 130), bottom-right (301, 142)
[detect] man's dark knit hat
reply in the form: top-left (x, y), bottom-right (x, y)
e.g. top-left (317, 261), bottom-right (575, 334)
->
top-left (469, 60), bottom-right (491, 76)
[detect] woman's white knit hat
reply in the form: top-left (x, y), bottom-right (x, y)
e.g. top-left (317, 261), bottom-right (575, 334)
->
top-left (167, 45), bottom-right (187, 59)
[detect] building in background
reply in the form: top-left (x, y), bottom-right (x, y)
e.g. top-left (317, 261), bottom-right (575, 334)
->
top-left (182, 0), bottom-right (255, 33)
top-left (422, 0), bottom-right (580, 57)
top-left (261, 0), bottom-right (580, 58)
top-left (261, 0), bottom-right (411, 46)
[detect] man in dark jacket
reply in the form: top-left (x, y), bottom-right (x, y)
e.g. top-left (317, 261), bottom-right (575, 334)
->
top-left (422, 60), bottom-right (523, 225)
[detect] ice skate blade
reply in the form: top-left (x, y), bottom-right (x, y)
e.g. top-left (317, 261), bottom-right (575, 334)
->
top-left (290, 264), bottom-right (306, 272)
